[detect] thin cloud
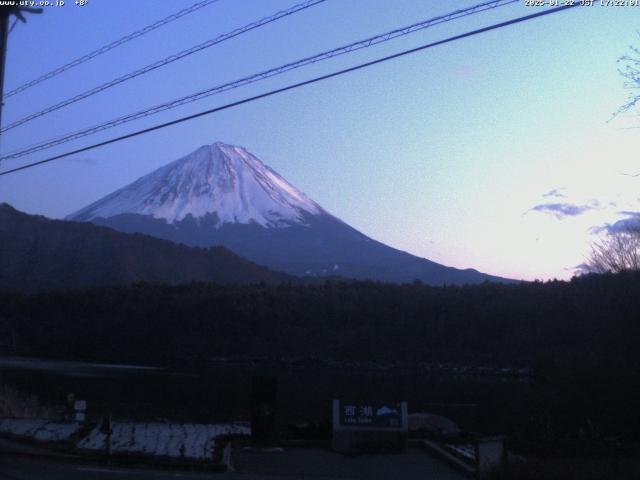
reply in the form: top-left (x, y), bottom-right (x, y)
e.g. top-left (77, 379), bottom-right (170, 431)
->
top-left (531, 202), bottom-right (598, 219)
top-left (569, 263), bottom-right (591, 275)
top-left (542, 188), bottom-right (567, 199)
top-left (594, 211), bottom-right (640, 234)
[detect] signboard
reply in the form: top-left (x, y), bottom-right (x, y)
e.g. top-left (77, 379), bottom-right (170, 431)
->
top-left (72, 399), bottom-right (87, 424)
top-left (332, 399), bottom-right (408, 452)
top-left (338, 401), bottom-right (404, 428)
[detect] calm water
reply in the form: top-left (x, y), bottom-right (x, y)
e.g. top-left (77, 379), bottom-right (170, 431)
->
top-left (0, 356), bottom-right (529, 434)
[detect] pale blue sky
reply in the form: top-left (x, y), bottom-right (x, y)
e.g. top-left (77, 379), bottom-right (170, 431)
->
top-left (1, 0), bottom-right (639, 280)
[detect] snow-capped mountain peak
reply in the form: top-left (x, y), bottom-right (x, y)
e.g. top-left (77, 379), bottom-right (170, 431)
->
top-left (68, 142), bottom-right (322, 227)
top-left (67, 141), bottom-right (513, 285)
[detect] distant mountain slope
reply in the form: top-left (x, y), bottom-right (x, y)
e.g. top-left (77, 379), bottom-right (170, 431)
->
top-left (0, 204), bottom-right (290, 292)
top-left (68, 142), bottom-right (515, 285)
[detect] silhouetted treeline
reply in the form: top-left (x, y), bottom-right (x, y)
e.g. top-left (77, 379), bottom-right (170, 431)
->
top-left (1, 273), bottom-right (639, 367)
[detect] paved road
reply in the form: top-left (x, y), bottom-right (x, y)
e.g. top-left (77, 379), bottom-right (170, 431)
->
top-left (235, 447), bottom-right (466, 480)
top-left (0, 457), bottom-right (360, 480)
top-left (0, 452), bottom-right (467, 480)
top-left (0, 441), bottom-right (467, 480)
top-left (0, 458), bottom-right (220, 480)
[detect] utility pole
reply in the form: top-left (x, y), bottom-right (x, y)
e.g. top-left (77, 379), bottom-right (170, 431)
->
top-left (0, 6), bottom-right (42, 136)
top-left (0, 7), bottom-right (12, 132)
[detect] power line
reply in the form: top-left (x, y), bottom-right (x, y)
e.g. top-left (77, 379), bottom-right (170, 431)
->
top-left (0, 0), bottom-right (518, 162)
top-left (2, 0), bottom-right (222, 100)
top-left (0, 4), bottom-right (579, 178)
top-left (0, 0), bottom-right (327, 134)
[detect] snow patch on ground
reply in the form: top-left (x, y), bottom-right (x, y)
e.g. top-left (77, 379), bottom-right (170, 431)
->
top-left (0, 418), bottom-right (80, 442)
top-left (446, 443), bottom-right (475, 461)
top-left (77, 421), bottom-right (250, 460)
top-left (0, 417), bottom-right (250, 461)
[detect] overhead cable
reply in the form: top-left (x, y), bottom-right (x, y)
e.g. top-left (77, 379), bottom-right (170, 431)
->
top-left (0, 0), bottom-right (327, 133)
top-left (0, 4), bottom-right (580, 177)
top-left (0, 0), bottom-right (518, 161)
top-left (3, 0), bottom-right (223, 100)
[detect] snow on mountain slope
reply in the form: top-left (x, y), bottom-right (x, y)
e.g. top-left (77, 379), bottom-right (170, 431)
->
top-left (68, 142), bottom-right (322, 227)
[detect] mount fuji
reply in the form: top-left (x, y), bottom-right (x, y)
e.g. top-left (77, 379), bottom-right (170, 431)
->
top-left (68, 142), bottom-right (511, 285)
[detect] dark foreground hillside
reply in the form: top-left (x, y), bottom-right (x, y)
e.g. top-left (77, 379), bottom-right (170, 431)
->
top-left (1, 271), bottom-right (639, 445)
top-left (0, 203), bottom-right (289, 290)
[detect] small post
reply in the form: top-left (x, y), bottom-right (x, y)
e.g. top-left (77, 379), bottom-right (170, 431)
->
top-left (0, 8), bottom-right (10, 132)
top-left (475, 435), bottom-right (506, 479)
top-left (250, 375), bottom-right (277, 447)
top-left (66, 393), bottom-right (75, 421)
top-left (101, 415), bottom-right (113, 456)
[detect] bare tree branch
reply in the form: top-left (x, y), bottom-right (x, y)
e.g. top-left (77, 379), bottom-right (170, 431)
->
top-left (586, 227), bottom-right (640, 273)
top-left (613, 40), bottom-right (640, 119)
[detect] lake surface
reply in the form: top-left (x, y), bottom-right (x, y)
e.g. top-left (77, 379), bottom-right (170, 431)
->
top-left (0, 356), bottom-right (529, 434)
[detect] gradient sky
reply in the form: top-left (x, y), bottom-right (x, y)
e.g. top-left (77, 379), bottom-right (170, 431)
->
top-left (1, 0), bottom-right (639, 281)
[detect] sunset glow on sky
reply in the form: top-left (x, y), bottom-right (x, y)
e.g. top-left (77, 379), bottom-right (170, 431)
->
top-left (1, 0), bottom-right (640, 281)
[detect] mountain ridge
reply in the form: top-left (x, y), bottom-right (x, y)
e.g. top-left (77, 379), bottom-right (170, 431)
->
top-left (0, 203), bottom-right (291, 292)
